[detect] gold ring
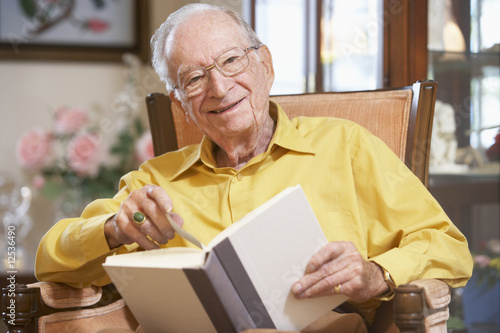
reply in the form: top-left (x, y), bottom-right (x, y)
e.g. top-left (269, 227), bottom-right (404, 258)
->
top-left (334, 284), bottom-right (342, 294)
top-left (133, 211), bottom-right (147, 225)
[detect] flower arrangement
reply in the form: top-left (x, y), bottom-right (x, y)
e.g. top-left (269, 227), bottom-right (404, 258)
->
top-left (15, 53), bottom-right (154, 218)
top-left (16, 106), bottom-right (154, 217)
top-left (472, 238), bottom-right (500, 288)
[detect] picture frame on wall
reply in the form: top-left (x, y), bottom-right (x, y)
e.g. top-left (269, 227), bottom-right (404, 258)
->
top-left (0, 0), bottom-right (149, 62)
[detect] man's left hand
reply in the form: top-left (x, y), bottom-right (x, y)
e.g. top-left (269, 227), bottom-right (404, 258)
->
top-left (291, 241), bottom-right (389, 303)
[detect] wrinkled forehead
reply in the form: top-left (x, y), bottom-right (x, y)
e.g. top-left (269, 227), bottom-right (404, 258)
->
top-left (165, 11), bottom-right (250, 80)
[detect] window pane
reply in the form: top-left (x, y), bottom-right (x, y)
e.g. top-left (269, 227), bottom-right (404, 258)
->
top-left (471, 0), bottom-right (500, 52)
top-left (321, 0), bottom-right (382, 91)
top-left (255, 0), bottom-right (307, 95)
top-left (470, 67), bottom-right (500, 152)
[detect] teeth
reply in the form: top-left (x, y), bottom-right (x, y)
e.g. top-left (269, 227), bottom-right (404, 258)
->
top-left (215, 107), bottom-right (229, 113)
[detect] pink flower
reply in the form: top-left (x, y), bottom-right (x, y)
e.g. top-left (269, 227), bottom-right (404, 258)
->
top-left (16, 128), bottom-right (53, 170)
top-left (474, 254), bottom-right (491, 268)
top-left (86, 19), bottom-right (109, 33)
top-left (54, 106), bottom-right (88, 135)
top-left (67, 132), bottom-right (106, 177)
top-left (135, 131), bottom-right (155, 164)
top-left (32, 174), bottom-right (45, 189)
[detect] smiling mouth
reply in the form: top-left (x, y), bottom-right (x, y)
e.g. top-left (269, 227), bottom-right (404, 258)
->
top-left (210, 99), bottom-right (243, 114)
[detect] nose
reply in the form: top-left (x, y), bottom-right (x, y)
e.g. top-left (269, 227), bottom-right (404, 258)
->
top-left (205, 68), bottom-right (232, 98)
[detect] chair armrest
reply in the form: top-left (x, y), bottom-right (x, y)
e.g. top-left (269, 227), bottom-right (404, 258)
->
top-left (394, 279), bottom-right (450, 333)
top-left (2, 282), bottom-right (138, 333)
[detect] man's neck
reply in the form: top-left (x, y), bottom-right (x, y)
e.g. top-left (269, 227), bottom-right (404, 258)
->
top-left (215, 115), bottom-right (276, 170)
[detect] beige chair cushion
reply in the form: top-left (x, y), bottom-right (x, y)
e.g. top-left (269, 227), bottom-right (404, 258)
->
top-left (27, 282), bottom-right (139, 333)
top-left (38, 299), bottom-right (138, 333)
top-left (28, 282), bottom-right (102, 309)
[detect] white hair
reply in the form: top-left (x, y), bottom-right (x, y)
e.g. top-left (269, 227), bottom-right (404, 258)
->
top-left (150, 3), bottom-right (262, 90)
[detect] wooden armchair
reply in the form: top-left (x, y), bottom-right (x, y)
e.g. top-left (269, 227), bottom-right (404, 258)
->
top-left (145, 80), bottom-right (449, 333)
top-left (2, 80), bottom-right (451, 333)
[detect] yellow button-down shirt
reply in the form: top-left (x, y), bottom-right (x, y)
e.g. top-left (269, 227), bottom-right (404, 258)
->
top-left (36, 101), bottom-right (472, 322)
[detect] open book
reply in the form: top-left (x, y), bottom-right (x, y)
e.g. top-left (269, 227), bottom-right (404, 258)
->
top-left (103, 185), bottom-right (347, 333)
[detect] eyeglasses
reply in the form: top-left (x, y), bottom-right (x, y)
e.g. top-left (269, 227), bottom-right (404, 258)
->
top-left (173, 46), bottom-right (259, 98)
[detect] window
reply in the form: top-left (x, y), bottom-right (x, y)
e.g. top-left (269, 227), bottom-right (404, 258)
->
top-left (252, 0), bottom-right (383, 94)
top-left (321, 0), bottom-right (383, 92)
top-left (254, 0), bottom-right (311, 94)
top-left (469, 0), bottom-right (500, 156)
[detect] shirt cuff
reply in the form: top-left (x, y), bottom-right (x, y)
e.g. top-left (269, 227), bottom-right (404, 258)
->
top-left (80, 213), bottom-right (117, 262)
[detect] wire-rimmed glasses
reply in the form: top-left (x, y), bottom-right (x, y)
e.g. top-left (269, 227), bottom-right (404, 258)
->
top-left (173, 46), bottom-right (259, 98)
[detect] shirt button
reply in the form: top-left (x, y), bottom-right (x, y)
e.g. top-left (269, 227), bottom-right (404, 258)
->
top-left (237, 173), bottom-right (243, 181)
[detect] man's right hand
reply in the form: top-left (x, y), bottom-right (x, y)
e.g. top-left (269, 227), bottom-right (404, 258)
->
top-left (104, 185), bottom-right (184, 250)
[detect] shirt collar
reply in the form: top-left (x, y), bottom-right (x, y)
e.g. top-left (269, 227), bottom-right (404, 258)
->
top-left (268, 100), bottom-right (316, 155)
top-left (168, 100), bottom-right (315, 180)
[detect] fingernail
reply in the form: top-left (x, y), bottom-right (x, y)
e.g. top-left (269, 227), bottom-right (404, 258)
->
top-left (165, 205), bottom-right (173, 213)
top-left (166, 231), bottom-right (175, 239)
top-left (167, 212), bottom-right (183, 228)
top-left (291, 282), bottom-right (302, 295)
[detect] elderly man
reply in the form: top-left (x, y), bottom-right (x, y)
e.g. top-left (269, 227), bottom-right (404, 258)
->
top-left (35, 3), bottom-right (472, 332)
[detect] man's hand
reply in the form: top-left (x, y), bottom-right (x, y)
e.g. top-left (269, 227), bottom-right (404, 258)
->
top-left (291, 241), bottom-right (389, 303)
top-left (104, 185), bottom-right (183, 250)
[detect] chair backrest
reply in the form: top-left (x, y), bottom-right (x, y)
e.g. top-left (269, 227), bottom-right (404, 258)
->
top-left (146, 80), bottom-right (437, 186)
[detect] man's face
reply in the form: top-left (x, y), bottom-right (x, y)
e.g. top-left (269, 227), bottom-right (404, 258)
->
top-left (166, 11), bottom-right (274, 146)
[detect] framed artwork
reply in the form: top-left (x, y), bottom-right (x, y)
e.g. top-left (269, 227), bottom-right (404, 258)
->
top-left (0, 0), bottom-right (149, 62)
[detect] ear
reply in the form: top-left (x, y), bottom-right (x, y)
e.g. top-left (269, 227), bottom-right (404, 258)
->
top-left (169, 90), bottom-right (189, 120)
top-left (257, 45), bottom-right (275, 92)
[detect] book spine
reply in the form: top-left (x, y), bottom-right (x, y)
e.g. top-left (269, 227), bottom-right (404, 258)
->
top-left (213, 238), bottom-right (276, 329)
top-left (184, 250), bottom-right (257, 332)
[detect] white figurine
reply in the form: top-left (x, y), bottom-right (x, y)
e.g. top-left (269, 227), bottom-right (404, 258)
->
top-left (430, 100), bottom-right (463, 172)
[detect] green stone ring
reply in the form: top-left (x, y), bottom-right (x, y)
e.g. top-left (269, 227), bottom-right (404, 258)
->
top-left (133, 212), bottom-right (146, 225)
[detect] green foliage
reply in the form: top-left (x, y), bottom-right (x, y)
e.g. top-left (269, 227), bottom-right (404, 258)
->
top-left (447, 316), bottom-right (465, 329)
top-left (19, 0), bottom-right (37, 18)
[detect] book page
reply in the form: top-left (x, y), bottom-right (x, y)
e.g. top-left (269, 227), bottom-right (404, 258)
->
top-left (103, 247), bottom-right (205, 269)
top-left (105, 265), bottom-right (217, 333)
